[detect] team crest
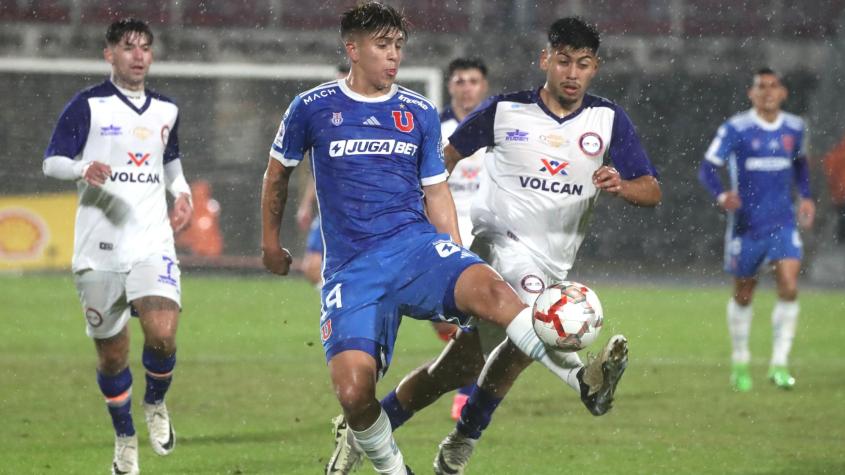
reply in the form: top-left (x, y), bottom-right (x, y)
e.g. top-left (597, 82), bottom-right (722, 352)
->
top-left (578, 132), bottom-right (603, 157)
top-left (331, 112), bottom-right (344, 126)
top-left (392, 111), bottom-right (414, 132)
top-left (781, 134), bottom-right (795, 153)
top-left (85, 308), bottom-right (103, 327)
top-left (321, 319), bottom-right (333, 341)
top-left (521, 275), bottom-right (545, 294)
top-left (161, 125), bottom-right (170, 146)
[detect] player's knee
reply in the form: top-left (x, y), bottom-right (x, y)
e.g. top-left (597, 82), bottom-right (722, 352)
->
top-left (334, 385), bottom-right (373, 415)
top-left (98, 349), bottom-right (129, 374)
top-left (778, 285), bottom-right (798, 301)
top-left (144, 335), bottom-right (176, 356)
top-left (733, 294), bottom-right (753, 306)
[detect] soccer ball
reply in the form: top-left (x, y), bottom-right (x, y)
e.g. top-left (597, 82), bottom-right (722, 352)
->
top-left (532, 281), bottom-right (603, 352)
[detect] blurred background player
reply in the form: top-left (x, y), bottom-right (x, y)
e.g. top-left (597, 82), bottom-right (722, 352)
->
top-left (434, 57), bottom-right (489, 420)
top-left (822, 133), bottom-right (845, 244)
top-left (262, 5), bottom-right (628, 475)
top-left (698, 67), bottom-right (815, 392)
top-left (325, 17), bottom-right (652, 475)
top-left (295, 63), bottom-right (351, 287)
top-left (42, 18), bottom-right (191, 475)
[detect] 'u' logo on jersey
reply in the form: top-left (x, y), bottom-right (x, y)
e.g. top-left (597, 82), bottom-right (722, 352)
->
top-left (392, 111), bottom-right (414, 133)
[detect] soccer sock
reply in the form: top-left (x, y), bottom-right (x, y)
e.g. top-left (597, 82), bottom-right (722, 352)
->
top-left (380, 390), bottom-right (414, 430)
top-left (770, 300), bottom-right (799, 367)
top-left (457, 384), bottom-right (473, 396)
top-left (143, 347), bottom-right (176, 405)
top-left (727, 299), bottom-right (753, 365)
top-left (350, 408), bottom-right (406, 475)
top-left (504, 307), bottom-right (587, 383)
top-left (456, 383), bottom-right (503, 439)
top-left (97, 367), bottom-right (135, 437)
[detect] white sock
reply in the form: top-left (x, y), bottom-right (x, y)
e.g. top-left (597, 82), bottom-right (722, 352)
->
top-left (771, 300), bottom-right (799, 367)
top-left (350, 408), bottom-right (406, 475)
top-left (505, 307), bottom-right (584, 391)
top-left (727, 299), bottom-right (753, 364)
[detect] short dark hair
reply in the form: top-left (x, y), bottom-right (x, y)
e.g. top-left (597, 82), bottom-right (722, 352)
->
top-left (106, 18), bottom-right (153, 46)
top-left (447, 58), bottom-right (488, 79)
top-left (340, 2), bottom-right (409, 41)
top-left (753, 67), bottom-right (781, 83)
top-left (547, 17), bottom-right (600, 54)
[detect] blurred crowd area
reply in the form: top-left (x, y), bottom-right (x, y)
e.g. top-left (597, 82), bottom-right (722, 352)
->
top-left (3, 0), bottom-right (845, 282)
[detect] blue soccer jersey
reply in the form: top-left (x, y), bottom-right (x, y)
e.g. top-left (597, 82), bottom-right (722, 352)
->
top-left (270, 80), bottom-right (447, 277)
top-left (703, 109), bottom-right (809, 236)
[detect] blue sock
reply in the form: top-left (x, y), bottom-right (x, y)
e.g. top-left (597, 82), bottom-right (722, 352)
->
top-left (142, 347), bottom-right (176, 405)
top-left (457, 384), bottom-right (473, 396)
top-left (456, 383), bottom-right (503, 440)
top-left (380, 390), bottom-right (414, 430)
top-left (97, 368), bottom-right (135, 437)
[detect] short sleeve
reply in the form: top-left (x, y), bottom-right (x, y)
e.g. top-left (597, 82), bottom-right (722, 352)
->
top-left (270, 95), bottom-right (308, 167)
top-left (448, 95), bottom-right (499, 157)
top-left (44, 93), bottom-right (91, 159)
top-left (419, 106), bottom-right (447, 186)
top-left (163, 115), bottom-right (180, 164)
top-left (704, 122), bottom-right (738, 167)
top-left (607, 106), bottom-right (658, 179)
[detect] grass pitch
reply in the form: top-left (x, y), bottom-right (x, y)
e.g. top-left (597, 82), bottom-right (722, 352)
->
top-left (2, 274), bottom-right (843, 474)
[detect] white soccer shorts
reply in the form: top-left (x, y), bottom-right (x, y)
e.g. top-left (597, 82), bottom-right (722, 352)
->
top-left (73, 254), bottom-right (182, 339)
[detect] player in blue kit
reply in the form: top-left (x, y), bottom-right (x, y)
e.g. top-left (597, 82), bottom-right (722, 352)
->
top-left (261, 4), bottom-right (627, 474)
top-left (43, 19), bottom-right (190, 475)
top-left (699, 68), bottom-right (815, 392)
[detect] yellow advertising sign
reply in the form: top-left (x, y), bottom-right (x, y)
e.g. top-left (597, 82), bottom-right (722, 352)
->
top-left (0, 192), bottom-right (76, 270)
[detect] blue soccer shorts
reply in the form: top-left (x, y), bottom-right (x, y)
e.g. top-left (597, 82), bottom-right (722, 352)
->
top-left (318, 232), bottom-right (484, 376)
top-left (725, 226), bottom-right (803, 278)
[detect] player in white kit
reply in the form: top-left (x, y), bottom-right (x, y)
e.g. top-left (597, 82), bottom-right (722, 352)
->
top-left (42, 19), bottom-right (192, 475)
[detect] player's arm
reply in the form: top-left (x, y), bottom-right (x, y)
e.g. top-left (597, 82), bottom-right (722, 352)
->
top-left (793, 129), bottom-right (815, 229)
top-left (443, 143), bottom-right (466, 173)
top-left (163, 116), bottom-right (193, 232)
top-left (423, 181), bottom-right (462, 246)
top-left (42, 93), bottom-right (112, 187)
top-left (594, 167), bottom-right (661, 206)
top-left (164, 160), bottom-right (193, 232)
top-left (261, 158), bottom-right (295, 275)
top-left (699, 123), bottom-right (740, 211)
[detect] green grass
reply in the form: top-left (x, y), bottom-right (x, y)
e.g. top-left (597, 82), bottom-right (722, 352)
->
top-left (1, 274), bottom-right (844, 474)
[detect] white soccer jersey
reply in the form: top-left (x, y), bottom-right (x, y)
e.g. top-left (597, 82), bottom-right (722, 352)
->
top-left (441, 107), bottom-right (485, 246)
top-left (44, 80), bottom-right (181, 272)
top-left (449, 89), bottom-right (657, 277)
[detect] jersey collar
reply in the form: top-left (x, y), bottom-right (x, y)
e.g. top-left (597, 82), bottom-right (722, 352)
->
top-left (107, 79), bottom-right (152, 115)
top-left (750, 109), bottom-right (784, 131)
top-left (533, 86), bottom-right (590, 124)
top-left (337, 79), bottom-right (398, 103)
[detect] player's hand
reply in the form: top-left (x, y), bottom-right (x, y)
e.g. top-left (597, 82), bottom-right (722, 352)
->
top-left (81, 161), bottom-right (112, 187)
top-left (262, 245), bottom-right (293, 275)
top-left (798, 198), bottom-right (815, 229)
top-left (171, 193), bottom-right (193, 233)
top-left (296, 206), bottom-right (312, 232)
top-left (717, 191), bottom-right (741, 211)
top-left (592, 166), bottom-right (623, 195)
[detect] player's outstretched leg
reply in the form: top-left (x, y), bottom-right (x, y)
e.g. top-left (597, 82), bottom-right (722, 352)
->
top-left (112, 434), bottom-right (140, 475)
top-left (326, 415), bottom-right (363, 475)
top-left (579, 334), bottom-right (629, 416)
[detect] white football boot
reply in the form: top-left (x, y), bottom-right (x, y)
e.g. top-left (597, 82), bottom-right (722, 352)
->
top-left (143, 402), bottom-right (175, 456)
top-left (433, 429), bottom-right (477, 475)
top-left (580, 334), bottom-right (629, 416)
top-left (325, 415), bottom-right (363, 474)
top-left (111, 434), bottom-right (139, 475)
